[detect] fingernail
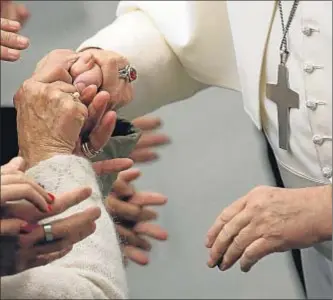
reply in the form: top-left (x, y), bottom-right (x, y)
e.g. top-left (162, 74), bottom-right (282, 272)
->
top-left (75, 82), bottom-right (86, 94)
top-left (47, 193), bottom-right (55, 202)
top-left (18, 36), bottom-right (29, 47)
top-left (47, 204), bottom-right (53, 212)
top-left (20, 223), bottom-right (39, 234)
top-left (205, 238), bottom-right (210, 247)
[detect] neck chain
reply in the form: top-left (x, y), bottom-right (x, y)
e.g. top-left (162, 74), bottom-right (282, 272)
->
top-left (278, 0), bottom-right (299, 65)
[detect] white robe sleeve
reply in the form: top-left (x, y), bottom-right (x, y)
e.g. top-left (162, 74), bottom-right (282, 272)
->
top-left (0, 155), bottom-right (127, 299)
top-left (77, 2), bottom-right (208, 120)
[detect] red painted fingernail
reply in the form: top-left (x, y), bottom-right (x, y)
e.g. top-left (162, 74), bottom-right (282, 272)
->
top-left (47, 193), bottom-right (55, 202)
top-left (47, 204), bottom-right (53, 212)
top-left (20, 224), bottom-right (39, 234)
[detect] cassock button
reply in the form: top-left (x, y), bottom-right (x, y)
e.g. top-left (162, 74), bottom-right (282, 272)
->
top-left (304, 63), bottom-right (315, 74)
top-left (322, 167), bottom-right (332, 179)
top-left (306, 100), bottom-right (317, 110)
top-left (302, 26), bottom-right (313, 37)
top-left (312, 135), bottom-right (324, 145)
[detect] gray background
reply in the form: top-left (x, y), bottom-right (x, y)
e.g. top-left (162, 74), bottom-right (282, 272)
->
top-left (1, 1), bottom-right (303, 298)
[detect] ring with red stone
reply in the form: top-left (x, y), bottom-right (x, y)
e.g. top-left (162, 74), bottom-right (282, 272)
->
top-left (118, 65), bottom-right (137, 83)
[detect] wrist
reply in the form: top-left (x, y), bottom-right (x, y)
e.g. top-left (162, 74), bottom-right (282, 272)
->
top-left (21, 147), bottom-right (72, 169)
top-left (314, 185), bottom-right (332, 242)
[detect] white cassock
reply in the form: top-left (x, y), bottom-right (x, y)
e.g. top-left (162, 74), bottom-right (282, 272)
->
top-left (78, 1), bottom-right (332, 298)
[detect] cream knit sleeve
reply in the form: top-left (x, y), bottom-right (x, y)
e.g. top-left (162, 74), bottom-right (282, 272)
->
top-left (0, 155), bottom-right (127, 299)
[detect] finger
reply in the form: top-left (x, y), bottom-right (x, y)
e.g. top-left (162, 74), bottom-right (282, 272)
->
top-left (0, 18), bottom-right (21, 32)
top-left (73, 64), bottom-right (103, 94)
top-left (129, 149), bottom-right (159, 163)
top-left (112, 179), bottom-right (134, 197)
top-left (134, 222), bottom-right (168, 240)
top-left (206, 197), bottom-right (247, 248)
top-left (135, 133), bottom-right (170, 150)
top-left (218, 225), bottom-right (256, 271)
top-left (1, 184), bottom-right (50, 213)
top-left (50, 206), bottom-right (100, 242)
top-left (116, 224), bottom-right (151, 251)
top-left (23, 207), bottom-right (100, 247)
top-left (129, 192), bottom-right (167, 206)
top-left (1, 156), bottom-right (26, 173)
top-left (1, 45), bottom-right (20, 61)
top-left (80, 84), bottom-right (98, 106)
top-left (81, 90), bottom-right (108, 133)
top-left (89, 110), bottom-right (117, 151)
top-left (240, 238), bottom-right (278, 272)
top-left (0, 218), bottom-right (27, 235)
top-left (131, 116), bottom-right (162, 131)
top-left (106, 195), bottom-right (157, 222)
top-left (1, 174), bottom-right (54, 205)
top-left (1, 29), bottom-right (29, 49)
top-left (123, 245), bottom-right (149, 265)
top-left (33, 239), bottom-right (73, 256)
top-left (118, 168), bottom-right (141, 183)
top-left (70, 52), bottom-right (95, 79)
top-left (48, 187), bottom-right (92, 216)
top-left (6, 187), bottom-right (92, 223)
top-left (29, 247), bottom-right (72, 269)
top-left (33, 53), bottom-right (79, 83)
top-left (207, 210), bottom-right (251, 268)
top-left (92, 158), bottom-right (133, 176)
top-left (15, 4), bottom-right (30, 25)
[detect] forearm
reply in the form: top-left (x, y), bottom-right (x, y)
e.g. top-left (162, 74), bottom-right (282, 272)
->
top-left (77, 10), bottom-right (207, 120)
top-left (1, 155), bottom-right (127, 299)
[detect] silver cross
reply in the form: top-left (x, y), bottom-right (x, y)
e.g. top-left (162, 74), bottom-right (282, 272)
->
top-left (266, 64), bottom-right (299, 150)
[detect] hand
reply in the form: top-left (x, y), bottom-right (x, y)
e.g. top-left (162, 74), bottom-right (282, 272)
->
top-left (1, 157), bottom-right (54, 214)
top-left (205, 185), bottom-right (332, 272)
top-left (70, 48), bottom-right (133, 110)
top-left (106, 168), bottom-right (168, 265)
top-left (1, 17), bottom-right (29, 61)
top-left (32, 49), bottom-right (115, 157)
top-left (130, 116), bottom-right (170, 163)
top-left (0, 1), bottom-right (30, 25)
top-left (14, 51), bottom-right (88, 167)
top-left (1, 186), bottom-right (100, 275)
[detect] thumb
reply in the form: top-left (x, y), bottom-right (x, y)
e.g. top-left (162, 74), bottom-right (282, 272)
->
top-left (1, 156), bottom-right (26, 173)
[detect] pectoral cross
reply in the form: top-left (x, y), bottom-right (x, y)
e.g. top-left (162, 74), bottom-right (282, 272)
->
top-left (266, 64), bottom-right (299, 150)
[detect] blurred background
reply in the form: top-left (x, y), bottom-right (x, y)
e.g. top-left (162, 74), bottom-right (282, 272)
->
top-left (1, 1), bottom-right (303, 298)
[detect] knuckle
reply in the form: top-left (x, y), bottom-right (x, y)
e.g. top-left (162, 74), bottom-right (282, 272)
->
top-left (106, 56), bottom-right (117, 66)
top-left (251, 185), bottom-right (269, 195)
top-left (1, 18), bottom-right (9, 27)
top-left (22, 183), bottom-right (34, 195)
top-left (49, 88), bottom-right (62, 102)
top-left (51, 65), bottom-right (66, 79)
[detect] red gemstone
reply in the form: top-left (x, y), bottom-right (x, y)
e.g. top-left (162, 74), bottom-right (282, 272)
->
top-left (129, 68), bottom-right (137, 81)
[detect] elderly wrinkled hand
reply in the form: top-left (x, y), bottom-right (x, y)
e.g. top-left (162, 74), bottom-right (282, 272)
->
top-left (205, 185), bottom-right (332, 272)
top-left (14, 51), bottom-right (89, 168)
top-left (70, 48), bottom-right (134, 110)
